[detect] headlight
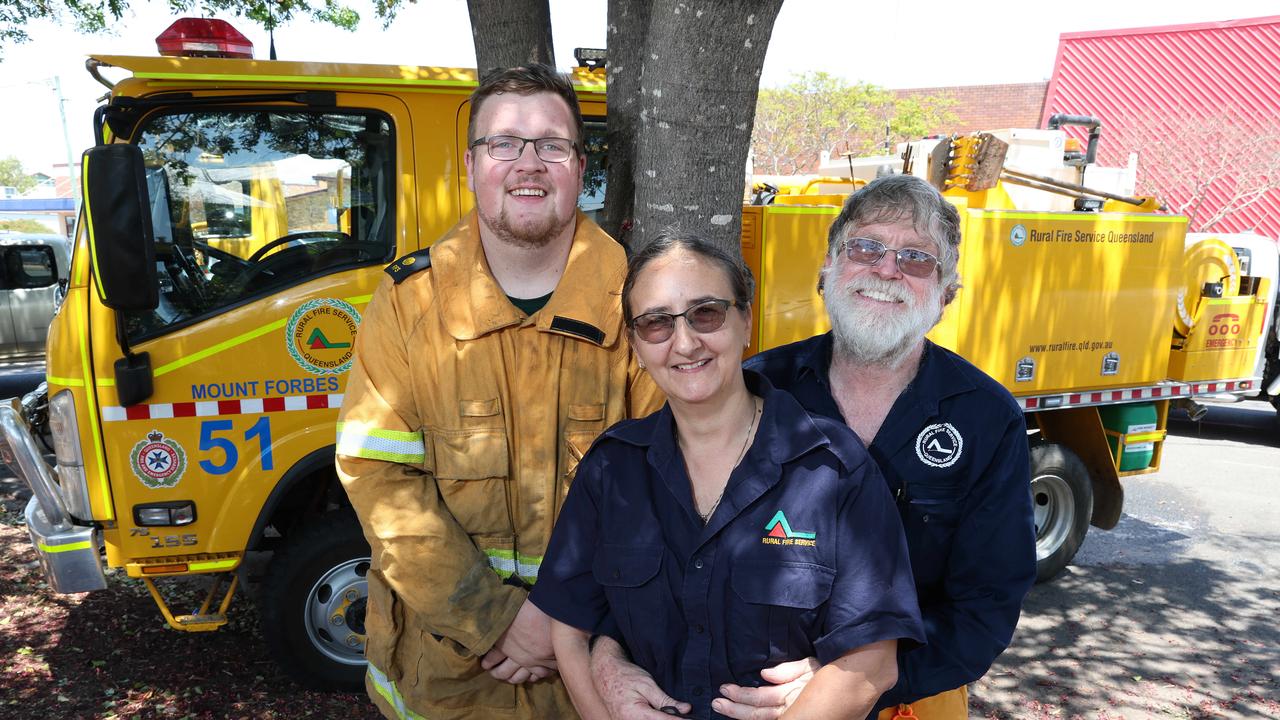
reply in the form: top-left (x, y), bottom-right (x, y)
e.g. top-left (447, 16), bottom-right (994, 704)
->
top-left (47, 390), bottom-right (92, 521)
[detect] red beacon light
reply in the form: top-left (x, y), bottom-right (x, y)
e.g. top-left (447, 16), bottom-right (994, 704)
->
top-left (156, 18), bottom-right (254, 59)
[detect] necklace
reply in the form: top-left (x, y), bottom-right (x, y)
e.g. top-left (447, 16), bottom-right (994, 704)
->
top-left (698, 397), bottom-right (762, 523)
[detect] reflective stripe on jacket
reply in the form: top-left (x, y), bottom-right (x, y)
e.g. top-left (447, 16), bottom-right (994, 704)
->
top-left (338, 210), bottom-right (661, 719)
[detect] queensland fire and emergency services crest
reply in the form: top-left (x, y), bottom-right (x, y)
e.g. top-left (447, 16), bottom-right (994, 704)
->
top-left (130, 430), bottom-right (187, 489)
top-left (286, 298), bottom-right (361, 375)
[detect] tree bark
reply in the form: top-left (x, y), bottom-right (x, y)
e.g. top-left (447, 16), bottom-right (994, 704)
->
top-left (619, 0), bottom-right (783, 255)
top-left (600, 0), bottom-right (652, 245)
top-left (466, 0), bottom-right (555, 78)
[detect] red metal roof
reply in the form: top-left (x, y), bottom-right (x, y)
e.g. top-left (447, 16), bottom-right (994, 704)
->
top-left (1042, 15), bottom-right (1280, 239)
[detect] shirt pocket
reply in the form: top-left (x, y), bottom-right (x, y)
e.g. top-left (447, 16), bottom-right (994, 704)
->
top-left (729, 561), bottom-right (835, 685)
top-left (592, 544), bottom-right (671, 669)
top-left (904, 495), bottom-right (964, 582)
top-left (431, 418), bottom-right (512, 536)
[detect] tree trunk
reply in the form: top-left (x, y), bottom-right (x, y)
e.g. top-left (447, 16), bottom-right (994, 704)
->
top-left (615, 0), bottom-right (783, 255)
top-left (466, 0), bottom-right (555, 77)
top-left (600, 0), bottom-right (653, 245)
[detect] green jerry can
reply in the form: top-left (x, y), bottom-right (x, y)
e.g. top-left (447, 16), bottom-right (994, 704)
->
top-left (1099, 403), bottom-right (1158, 471)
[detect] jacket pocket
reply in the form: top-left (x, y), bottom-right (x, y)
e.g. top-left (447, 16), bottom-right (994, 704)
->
top-left (406, 631), bottom-right (516, 711)
top-left (729, 562), bottom-right (835, 684)
top-left (364, 570), bottom-right (404, 680)
top-left (562, 402), bottom-right (606, 482)
top-left (432, 427), bottom-right (512, 535)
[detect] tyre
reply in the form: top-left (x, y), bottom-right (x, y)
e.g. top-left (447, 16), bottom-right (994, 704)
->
top-left (1029, 443), bottom-right (1093, 583)
top-left (260, 507), bottom-right (371, 691)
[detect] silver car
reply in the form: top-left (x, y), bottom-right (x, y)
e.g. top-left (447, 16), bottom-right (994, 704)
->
top-left (0, 232), bottom-right (70, 360)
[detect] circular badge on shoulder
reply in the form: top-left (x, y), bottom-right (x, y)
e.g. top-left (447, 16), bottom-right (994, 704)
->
top-left (915, 423), bottom-right (963, 469)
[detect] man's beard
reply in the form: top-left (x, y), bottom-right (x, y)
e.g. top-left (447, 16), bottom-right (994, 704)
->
top-left (479, 198), bottom-right (573, 249)
top-left (825, 272), bottom-right (943, 367)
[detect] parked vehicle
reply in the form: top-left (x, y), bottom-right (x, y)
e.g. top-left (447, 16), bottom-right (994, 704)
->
top-left (0, 232), bottom-right (69, 360)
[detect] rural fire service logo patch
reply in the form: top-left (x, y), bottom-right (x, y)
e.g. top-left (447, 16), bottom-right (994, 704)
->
top-left (915, 423), bottom-right (963, 469)
top-left (286, 298), bottom-right (361, 375)
top-left (130, 430), bottom-right (187, 489)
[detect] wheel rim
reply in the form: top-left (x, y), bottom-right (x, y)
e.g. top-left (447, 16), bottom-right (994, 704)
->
top-left (303, 557), bottom-right (371, 666)
top-left (1032, 472), bottom-right (1075, 561)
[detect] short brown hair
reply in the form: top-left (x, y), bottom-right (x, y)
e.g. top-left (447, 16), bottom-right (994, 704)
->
top-left (467, 63), bottom-right (585, 154)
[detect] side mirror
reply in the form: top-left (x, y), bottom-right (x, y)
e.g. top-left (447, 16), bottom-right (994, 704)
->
top-left (81, 145), bottom-right (159, 311)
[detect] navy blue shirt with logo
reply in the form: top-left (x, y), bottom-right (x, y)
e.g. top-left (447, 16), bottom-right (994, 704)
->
top-left (745, 334), bottom-right (1036, 713)
top-left (532, 371), bottom-right (925, 720)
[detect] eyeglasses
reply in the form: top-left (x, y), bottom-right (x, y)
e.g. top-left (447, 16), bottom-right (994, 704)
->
top-left (470, 135), bottom-right (577, 163)
top-left (629, 298), bottom-right (739, 344)
top-left (841, 236), bottom-right (941, 278)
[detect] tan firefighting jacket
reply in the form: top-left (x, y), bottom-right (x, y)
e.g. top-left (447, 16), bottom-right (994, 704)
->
top-left (337, 210), bottom-right (661, 720)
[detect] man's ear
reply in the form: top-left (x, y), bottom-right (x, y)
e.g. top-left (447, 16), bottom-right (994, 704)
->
top-left (464, 148), bottom-right (476, 193)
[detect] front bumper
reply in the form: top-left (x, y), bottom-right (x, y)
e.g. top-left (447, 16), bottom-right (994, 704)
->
top-left (0, 399), bottom-right (106, 593)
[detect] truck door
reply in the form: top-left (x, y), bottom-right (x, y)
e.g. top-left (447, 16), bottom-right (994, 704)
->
top-left (88, 95), bottom-right (416, 560)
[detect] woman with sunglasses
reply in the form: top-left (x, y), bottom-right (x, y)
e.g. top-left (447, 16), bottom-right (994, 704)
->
top-left (530, 232), bottom-right (925, 720)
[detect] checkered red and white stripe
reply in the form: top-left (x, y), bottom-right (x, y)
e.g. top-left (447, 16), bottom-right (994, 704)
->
top-left (102, 394), bottom-right (345, 422)
top-left (1018, 380), bottom-right (1254, 411)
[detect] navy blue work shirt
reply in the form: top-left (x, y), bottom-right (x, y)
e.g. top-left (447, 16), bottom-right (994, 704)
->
top-left (531, 371), bottom-right (925, 720)
top-left (745, 334), bottom-right (1036, 713)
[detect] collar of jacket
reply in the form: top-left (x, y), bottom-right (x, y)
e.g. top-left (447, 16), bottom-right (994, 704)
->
top-left (431, 209), bottom-right (625, 346)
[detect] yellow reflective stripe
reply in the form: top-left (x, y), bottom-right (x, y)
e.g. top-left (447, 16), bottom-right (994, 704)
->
top-left (46, 376), bottom-right (84, 387)
top-left (1126, 431), bottom-right (1165, 444)
top-left (188, 558), bottom-right (239, 572)
top-left (79, 297), bottom-right (112, 521)
top-left (133, 70), bottom-right (478, 90)
top-left (81, 156), bottom-right (104, 299)
top-left (762, 206), bottom-right (840, 215)
top-left (39, 540), bottom-right (92, 554)
top-left (485, 549), bottom-right (516, 579)
top-left (367, 664), bottom-right (428, 720)
top-left (345, 294), bottom-right (373, 305)
top-left (970, 211), bottom-right (1185, 223)
top-left (516, 554), bottom-right (541, 584)
top-left (483, 550), bottom-right (540, 583)
top-left (153, 318), bottom-right (288, 377)
top-left (335, 422), bottom-right (426, 463)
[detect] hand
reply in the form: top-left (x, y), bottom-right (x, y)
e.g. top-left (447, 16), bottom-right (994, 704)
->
top-left (712, 657), bottom-right (819, 719)
top-left (591, 635), bottom-right (692, 719)
top-left (481, 599), bottom-right (557, 684)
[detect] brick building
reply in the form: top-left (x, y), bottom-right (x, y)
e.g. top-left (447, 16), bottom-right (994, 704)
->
top-left (893, 82), bottom-right (1049, 135)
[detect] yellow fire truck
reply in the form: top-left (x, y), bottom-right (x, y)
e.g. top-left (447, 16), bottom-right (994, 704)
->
top-left (1, 17), bottom-right (1276, 690)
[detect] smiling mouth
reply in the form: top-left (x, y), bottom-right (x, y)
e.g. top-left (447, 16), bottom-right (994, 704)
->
top-left (673, 359), bottom-right (711, 371)
top-left (509, 187), bottom-right (546, 197)
top-left (856, 289), bottom-right (903, 303)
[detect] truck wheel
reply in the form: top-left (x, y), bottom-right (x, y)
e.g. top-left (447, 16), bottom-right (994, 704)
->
top-left (1030, 443), bottom-right (1093, 583)
top-left (260, 508), bottom-right (371, 691)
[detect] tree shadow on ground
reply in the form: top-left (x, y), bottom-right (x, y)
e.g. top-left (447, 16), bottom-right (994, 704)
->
top-left (973, 515), bottom-right (1280, 719)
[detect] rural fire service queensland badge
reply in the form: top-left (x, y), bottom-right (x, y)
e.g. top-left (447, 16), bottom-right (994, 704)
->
top-left (130, 430), bottom-right (187, 489)
top-left (286, 298), bottom-right (362, 375)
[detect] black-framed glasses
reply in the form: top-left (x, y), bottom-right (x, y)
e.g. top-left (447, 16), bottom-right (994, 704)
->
top-left (470, 135), bottom-right (577, 163)
top-left (841, 236), bottom-right (941, 278)
top-left (629, 298), bottom-right (739, 344)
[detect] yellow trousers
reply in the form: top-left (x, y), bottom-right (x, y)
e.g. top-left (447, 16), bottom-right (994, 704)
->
top-left (875, 686), bottom-right (968, 720)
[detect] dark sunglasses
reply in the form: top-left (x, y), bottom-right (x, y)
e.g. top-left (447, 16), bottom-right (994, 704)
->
top-left (629, 298), bottom-right (739, 344)
top-left (842, 236), bottom-right (941, 278)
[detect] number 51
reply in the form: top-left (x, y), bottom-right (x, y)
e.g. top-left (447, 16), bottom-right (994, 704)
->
top-left (199, 417), bottom-right (274, 475)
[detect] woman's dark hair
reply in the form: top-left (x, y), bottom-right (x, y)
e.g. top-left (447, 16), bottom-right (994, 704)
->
top-left (621, 230), bottom-right (756, 325)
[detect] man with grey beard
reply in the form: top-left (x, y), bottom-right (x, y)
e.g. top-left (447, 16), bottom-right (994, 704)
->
top-left (587, 174), bottom-right (1035, 720)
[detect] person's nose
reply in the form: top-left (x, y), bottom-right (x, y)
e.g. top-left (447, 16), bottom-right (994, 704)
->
top-left (869, 249), bottom-right (904, 280)
top-left (511, 140), bottom-right (547, 172)
top-left (669, 315), bottom-right (702, 357)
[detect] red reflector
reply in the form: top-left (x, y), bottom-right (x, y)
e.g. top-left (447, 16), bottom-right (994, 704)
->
top-left (156, 18), bottom-right (253, 59)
